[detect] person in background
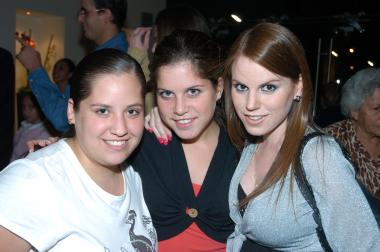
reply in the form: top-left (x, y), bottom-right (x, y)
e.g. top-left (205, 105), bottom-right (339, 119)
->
top-left (16, 0), bottom-right (128, 133)
top-left (10, 92), bottom-right (53, 161)
top-left (325, 67), bottom-right (380, 223)
top-left (127, 5), bottom-right (210, 113)
top-left (0, 49), bottom-right (156, 251)
top-left (52, 58), bottom-right (76, 93)
top-left (314, 81), bottom-right (345, 127)
top-left (224, 23), bottom-right (379, 251)
top-left (0, 47), bottom-right (15, 170)
top-left (131, 30), bottom-right (237, 252)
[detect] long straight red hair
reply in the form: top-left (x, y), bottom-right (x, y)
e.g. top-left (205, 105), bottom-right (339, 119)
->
top-left (223, 23), bottom-right (315, 206)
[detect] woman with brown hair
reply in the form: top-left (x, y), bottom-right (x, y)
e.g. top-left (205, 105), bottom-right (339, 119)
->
top-left (224, 23), bottom-right (379, 251)
top-left (131, 29), bottom-right (237, 251)
top-left (0, 49), bottom-right (156, 251)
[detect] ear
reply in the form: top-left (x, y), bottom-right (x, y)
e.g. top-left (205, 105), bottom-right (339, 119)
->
top-left (216, 77), bottom-right (224, 101)
top-left (67, 98), bottom-right (76, 125)
top-left (295, 75), bottom-right (303, 98)
top-left (102, 8), bottom-right (113, 23)
top-left (351, 109), bottom-right (359, 121)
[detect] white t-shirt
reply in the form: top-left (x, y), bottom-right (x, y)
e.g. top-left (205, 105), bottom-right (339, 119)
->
top-left (0, 139), bottom-right (157, 252)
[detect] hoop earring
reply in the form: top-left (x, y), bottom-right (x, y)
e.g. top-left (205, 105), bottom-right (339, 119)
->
top-left (294, 95), bottom-right (301, 102)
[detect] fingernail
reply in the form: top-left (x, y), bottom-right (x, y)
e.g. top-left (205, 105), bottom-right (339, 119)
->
top-left (157, 137), bottom-right (164, 144)
top-left (147, 128), bottom-right (153, 133)
top-left (168, 135), bottom-right (172, 141)
top-left (163, 139), bottom-right (168, 146)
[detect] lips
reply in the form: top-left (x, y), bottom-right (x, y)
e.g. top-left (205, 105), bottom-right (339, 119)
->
top-left (104, 139), bottom-right (128, 150)
top-left (244, 114), bottom-right (267, 125)
top-left (174, 118), bottom-right (194, 128)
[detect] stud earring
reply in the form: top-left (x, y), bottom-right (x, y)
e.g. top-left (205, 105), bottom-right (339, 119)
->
top-left (294, 95), bottom-right (301, 102)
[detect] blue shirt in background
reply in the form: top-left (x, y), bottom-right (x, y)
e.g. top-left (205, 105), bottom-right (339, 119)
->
top-left (28, 32), bottom-right (128, 132)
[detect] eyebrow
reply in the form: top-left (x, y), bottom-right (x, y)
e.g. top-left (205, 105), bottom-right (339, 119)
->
top-left (128, 103), bottom-right (144, 108)
top-left (157, 84), bottom-right (206, 90)
top-left (231, 78), bottom-right (280, 85)
top-left (90, 103), bottom-right (144, 108)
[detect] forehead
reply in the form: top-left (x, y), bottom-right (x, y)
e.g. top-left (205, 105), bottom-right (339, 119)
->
top-left (367, 88), bottom-right (380, 104)
top-left (23, 95), bottom-right (33, 104)
top-left (80, 0), bottom-right (95, 9)
top-left (232, 56), bottom-right (276, 82)
top-left (157, 61), bottom-right (206, 88)
top-left (55, 61), bottom-right (68, 68)
top-left (89, 73), bottom-right (142, 99)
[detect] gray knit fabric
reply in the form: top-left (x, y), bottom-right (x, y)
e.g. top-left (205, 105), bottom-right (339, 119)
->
top-left (227, 135), bottom-right (380, 251)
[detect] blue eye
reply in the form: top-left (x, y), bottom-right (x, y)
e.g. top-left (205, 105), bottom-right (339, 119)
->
top-left (158, 90), bottom-right (173, 98)
top-left (187, 88), bottom-right (200, 96)
top-left (260, 84), bottom-right (277, 92)
top-left (233, 83), bottom-right (248, 92)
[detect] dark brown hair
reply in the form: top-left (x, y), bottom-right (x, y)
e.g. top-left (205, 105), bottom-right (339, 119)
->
top-left (155, 6), bottom-right (210, 44)
top-left (224, 22), bottom-right (315, 206)
top-left (150, 29), bottom-right (225, 126)
top-left (70, 48), bottom-right (146, 112)
top-left (93, 0), bottom-right (127, 29)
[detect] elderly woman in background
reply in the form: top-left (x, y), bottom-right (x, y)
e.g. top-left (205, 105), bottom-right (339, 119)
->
top-left (325, 67), bottom-right (380, 222)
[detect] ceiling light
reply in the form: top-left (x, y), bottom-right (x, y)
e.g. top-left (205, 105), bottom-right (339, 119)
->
top-left (367, 61), bottom-right (374, 67)
top-left (231, 14), bottom-right (242, 23)
top-left (331, 51), bottom-right (338, 57)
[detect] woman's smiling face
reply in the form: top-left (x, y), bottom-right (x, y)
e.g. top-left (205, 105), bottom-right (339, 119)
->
top-left (231, 55), bottom-right (302, 141)
top-left (68, 72), bottom-right (145, 170)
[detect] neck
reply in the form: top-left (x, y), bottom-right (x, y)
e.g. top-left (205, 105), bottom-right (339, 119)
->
top-left (182, 120), bottom-right (219, 146)
top-left (67, 138), bottom-right (124, 195)
top-left (95, 25), bottom-right (119, 45)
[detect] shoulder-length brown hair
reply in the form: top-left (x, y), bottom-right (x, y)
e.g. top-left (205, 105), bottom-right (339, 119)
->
top-left (224, 22), bottom-right (315, 206)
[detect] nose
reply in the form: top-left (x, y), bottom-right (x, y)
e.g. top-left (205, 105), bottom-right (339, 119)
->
top-left (174, 96), bottom-right (188, 116)
top-left (246, 91), bottom-right (260, 111)
top-left (77, 14), bottom-right (84, 23)
top-left (111, 114), bottom-right (128, 137)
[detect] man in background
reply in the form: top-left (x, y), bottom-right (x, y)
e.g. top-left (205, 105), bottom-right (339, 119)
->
top-left (16, 0), bottom-right (128, 133)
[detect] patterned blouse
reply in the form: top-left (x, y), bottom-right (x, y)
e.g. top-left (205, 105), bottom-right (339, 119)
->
top-left (325, 119), bottom-right (380, 199)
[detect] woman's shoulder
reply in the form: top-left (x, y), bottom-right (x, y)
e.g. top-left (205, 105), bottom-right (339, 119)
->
top-left (0, 141), bottom-right (71, 200)
top-left (300, 131), bottom-right (356, 179)
top-left (301, 131), bottom-right (341, 154)
top-left (7, 140), bottom-right (73, 180)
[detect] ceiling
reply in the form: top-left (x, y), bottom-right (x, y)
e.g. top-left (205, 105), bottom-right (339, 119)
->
top-left (167, 0), bottom-right (380, 81)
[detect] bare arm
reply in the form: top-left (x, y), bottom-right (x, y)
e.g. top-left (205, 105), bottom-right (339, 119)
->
top-left (0, 226), bottom-right (31, 252)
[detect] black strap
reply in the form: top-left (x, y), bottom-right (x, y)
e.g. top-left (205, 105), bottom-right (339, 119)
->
top-left (295, 131), bottom-right (333, 252)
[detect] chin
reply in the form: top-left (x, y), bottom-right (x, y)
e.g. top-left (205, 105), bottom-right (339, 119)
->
top-left (244, 127), bottom-right (267, 137)
top-left (104, 153), bottom-right (129, 166)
